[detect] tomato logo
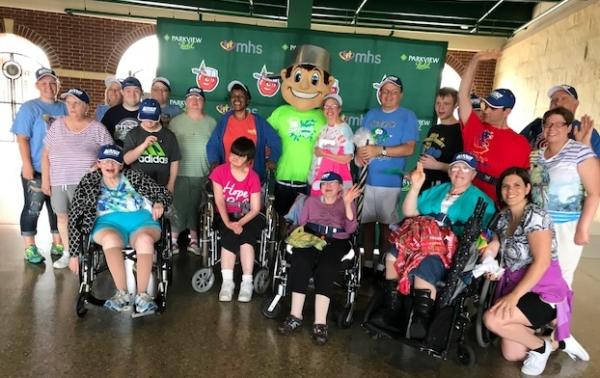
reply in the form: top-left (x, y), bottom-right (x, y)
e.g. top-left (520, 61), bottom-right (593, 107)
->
top-left (191, 60), bottom-right (219, 92)
top-left (339, 50), bottom-right (354, 61)
top-left (216, 103), bottom-right (230, 114)
top-left (220, 40), bottom-right (235, 51)
top-left (252, 64), bottom-right (280, 97)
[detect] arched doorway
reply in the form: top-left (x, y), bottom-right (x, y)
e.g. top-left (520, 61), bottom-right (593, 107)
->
top-left (0, 34), bottom-right (51, 225)
top-left (116, 35), bottom-right (158, 92)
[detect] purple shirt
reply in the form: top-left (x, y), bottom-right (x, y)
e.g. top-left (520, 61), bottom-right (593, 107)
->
top-left (299, 195), bottom-right (358, 239)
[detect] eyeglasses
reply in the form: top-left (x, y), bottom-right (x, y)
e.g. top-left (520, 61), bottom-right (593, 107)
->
top-left (323, 105), bottom-right (339, 110)
top-left (543, 121), bottom-right (568, 129)
top-left (449, 166), bottom-right (474, 173)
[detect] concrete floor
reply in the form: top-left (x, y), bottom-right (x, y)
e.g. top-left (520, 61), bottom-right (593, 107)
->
top-left (1, 224), bottom-right (598, 378)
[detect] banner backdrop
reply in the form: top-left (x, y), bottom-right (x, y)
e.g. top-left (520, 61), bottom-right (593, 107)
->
top-left (156, 18), bottom-right (447, 146)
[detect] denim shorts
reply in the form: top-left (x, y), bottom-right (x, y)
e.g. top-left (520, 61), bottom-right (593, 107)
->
top-left (409, 255), bottom-right (446, 286)
top-left (91, 210), bottom-right (160, 246)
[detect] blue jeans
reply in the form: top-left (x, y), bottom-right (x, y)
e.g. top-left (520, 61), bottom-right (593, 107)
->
top-left (20, 172), bottom-right (58, 237)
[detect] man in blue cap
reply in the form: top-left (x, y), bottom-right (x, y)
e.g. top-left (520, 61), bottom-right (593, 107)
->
top-left (101, 76), bottom-right (143, 145)
top-left (356, 74), bottom-right (419, 272)
top-left (11, 67), bottom-right (67, 264)
top-left (520, 84), bottom-right (600, 156)
top-left (457, 50), bottom-right (531, 202)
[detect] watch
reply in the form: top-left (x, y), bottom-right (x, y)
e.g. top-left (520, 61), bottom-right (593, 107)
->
top-left (381, 146), bottom-right (388, 156)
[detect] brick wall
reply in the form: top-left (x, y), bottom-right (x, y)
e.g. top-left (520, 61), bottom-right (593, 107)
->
top-left (1, 6), bottom-right (496, 111)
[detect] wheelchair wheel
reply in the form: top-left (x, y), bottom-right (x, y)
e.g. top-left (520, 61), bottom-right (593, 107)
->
top-left (262, 295), bottom-right (282, 319)
top-left (76, 293), bottom-right (88, 318)
top-left (476, 279), bottom-right (497, 348)
top-left (253, 268), bottom-right (270, 295)
top-left (336, 303), bottom-right (354, 329)
top-left (457, 344), bottom-right (476, 366)
top-left (191, 268), bottom-right (215, 293)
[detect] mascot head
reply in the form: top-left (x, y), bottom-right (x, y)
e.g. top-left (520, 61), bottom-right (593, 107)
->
top-left (280, 45), bottom-right (335, 112)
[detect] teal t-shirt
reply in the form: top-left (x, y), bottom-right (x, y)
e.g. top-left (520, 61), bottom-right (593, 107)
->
top-left (268, 105), bottom-right (325, 182)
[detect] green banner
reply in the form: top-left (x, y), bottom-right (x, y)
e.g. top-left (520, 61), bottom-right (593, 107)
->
top-left (156, 18), bottom-right (447, 141)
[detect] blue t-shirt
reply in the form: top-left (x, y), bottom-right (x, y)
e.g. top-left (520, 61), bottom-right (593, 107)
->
top-left (10, 98), bottom-right (67, 172)
top-left (362, 107), bottom-right (419, 187)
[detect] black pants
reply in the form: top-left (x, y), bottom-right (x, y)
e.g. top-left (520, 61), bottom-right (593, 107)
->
top-left (289, 238), bottom-right (350, 298)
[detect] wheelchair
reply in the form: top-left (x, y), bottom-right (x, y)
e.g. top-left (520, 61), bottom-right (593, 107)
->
top-left (191, 170), bottom-right (280, 295)
top-left (362, 198), bottom-right (491, 366)
top-left (260, 222), bottom-right (362, 329)
top-left (75, 217), bottom-right (173, 318)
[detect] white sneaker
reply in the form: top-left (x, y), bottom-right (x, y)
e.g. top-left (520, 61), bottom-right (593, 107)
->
top-left (238, 280), bottom-right (254, 302)
top-left (53, 253), bottom-right (71, 269)
top-left (521, 339), bottom-right (552, 376)
top-left (219, 280), bottom-right (235, 302)
top-left (562, 335), bottom-right (590, 361)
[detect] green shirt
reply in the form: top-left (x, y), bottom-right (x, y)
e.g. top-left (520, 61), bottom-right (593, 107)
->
top-left (169, 113), bottom-right (216, 177)
top-left (268, 105), bottom-right (325, 182)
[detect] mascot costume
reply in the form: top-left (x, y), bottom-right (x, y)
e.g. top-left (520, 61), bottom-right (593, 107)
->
top-left (268, 45), bottom-right (335, 215)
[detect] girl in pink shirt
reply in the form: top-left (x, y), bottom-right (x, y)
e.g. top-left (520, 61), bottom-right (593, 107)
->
top-left (209, 137), bottom-right (263, 302)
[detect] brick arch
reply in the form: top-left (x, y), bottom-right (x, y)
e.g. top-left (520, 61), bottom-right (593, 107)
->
top-left (104, 24), bottom-right (156, 73)
top-left (445, 52), bottom-right (467, 75)
top-left (12, 24), bottom-right (62, 68)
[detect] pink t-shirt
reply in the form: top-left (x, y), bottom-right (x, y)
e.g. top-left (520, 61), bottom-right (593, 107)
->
top-left (44, 116), bottom-right (113, 186)
top-left (209, 163), bottom-right (261, 214)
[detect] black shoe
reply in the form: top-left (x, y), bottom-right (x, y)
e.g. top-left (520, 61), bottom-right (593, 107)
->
top-left (383, 280), bottom-right (403, 327)
top-left (312, 323), bottom-right (328, 345)
top-left (409, 289), bottom-right (434, 340)
top-left (278, 315), bottom-right (303, 335)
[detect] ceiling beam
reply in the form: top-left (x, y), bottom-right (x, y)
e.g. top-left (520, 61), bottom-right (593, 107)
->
top-left (351, 0), bottom-right (368, 25)
top-left (470, 0), bottom-right (507, 33)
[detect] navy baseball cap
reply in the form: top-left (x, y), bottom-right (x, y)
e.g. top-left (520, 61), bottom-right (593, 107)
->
top-left (35, 67), bottom-right (58, 81)
top-left (121, 76), bottom-right (143, 90)
top-left (320, 171), bottom-right (343, 184)
top-left (60, 88), bottom-right (90, 104)
top-left (97, 144), bottom-right (124, 164)
top-left (138, 98), bottom-right (162, 121)
top-left (482, 88), bottom-right (516, 109)
top-left (185, 86), bottom-right (206, 99)
top-left (547, 84), bottom-right (578, 100)
top-left (379, 75), bottom-right (403, 91)
top-left (449, 152), bottom-right (477, 170)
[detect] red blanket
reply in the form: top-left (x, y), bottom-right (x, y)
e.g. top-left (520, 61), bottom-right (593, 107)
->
top-left (389, 216), bottom-right (458, 295)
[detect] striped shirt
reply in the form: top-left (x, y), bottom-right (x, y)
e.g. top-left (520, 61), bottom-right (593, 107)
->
top-left (45, 116), bottom-right (113, 186)
top-left (530, 139), bottom-right (596, 224)
top-left (169, 113), bottom-right (216, 177)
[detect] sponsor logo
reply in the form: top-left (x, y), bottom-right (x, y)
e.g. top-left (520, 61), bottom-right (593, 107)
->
top-left (345, 114), bottom-right (363, 129)
top-left (338, 49), bottom-right (381, 64)
top-left (191, 60), bottom-right (219, 92)
top-left (252, 65), bottom-right (280, 97)
top-left (417, 119), bottom-right (432, 132)
top-left (400, 53), bottom-right (440, 70)
top-left (220, 39), bottom-right (263, 54)
top-left (102, 148), bottom-right (121, 158)
top-left (281, 44), bottom-right (297, 51)
top-left (163, 34), bottom-right (202, 50)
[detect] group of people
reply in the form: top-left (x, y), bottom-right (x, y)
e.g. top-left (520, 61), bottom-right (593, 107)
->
top-left (10, 46), bottom-right (599, 373)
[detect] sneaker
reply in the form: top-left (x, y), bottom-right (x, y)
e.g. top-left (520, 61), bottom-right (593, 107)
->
top-left (238, 280), bottom-right (253, 302)
top-left (104, 290), bottom-right (131, 312)
top-left (521, 339), bottom-right (552, 376)
top-left (278, 315), bottom-right (303, 335)
top-left (187, 240), bottom-right (201, 256)
top-left (135, 292), bottom-right (158, 314)
top-left (562, 335), bottom-right (590, 361)
top-left (24, 245), bottom-right (45, 264)
top-left (171, 242), bottom-right (180, 255)
top-left (312, 324), bottom-right (329, 345)
top-left (219, 280), bottom-right (235, 302)
top-left (53, 253), bottom-right (71, 269)
top-left (50, 243), bottom-right (64, 256)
